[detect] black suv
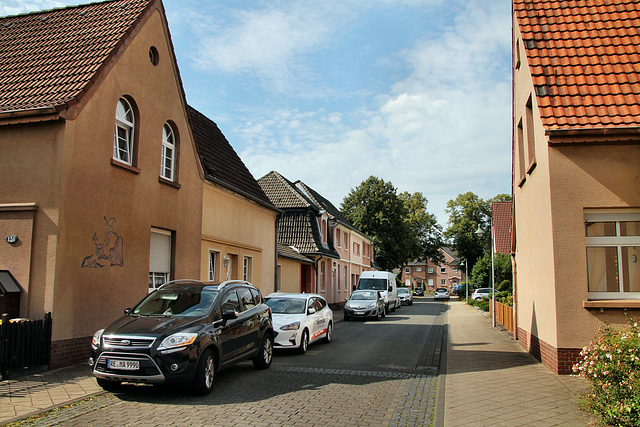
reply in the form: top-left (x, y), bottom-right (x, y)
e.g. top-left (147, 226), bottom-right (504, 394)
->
top-left (89, 280), bottom-right (274, 394)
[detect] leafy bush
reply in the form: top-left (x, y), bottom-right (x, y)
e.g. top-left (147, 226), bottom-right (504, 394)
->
top-left (498, 280), bottom-right (512, 292)
top-left (573, 319), bottom-right (640, 426)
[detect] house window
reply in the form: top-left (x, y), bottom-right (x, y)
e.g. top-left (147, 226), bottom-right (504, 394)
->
top-left (336, 229), bottom-right (341, 247)
top-left (149, 228), bottom-right (172, 292)
top-left (208, 251), bottom-right (219, 281)
top-left (428, 268), bottom-right (434, 274)
top-left (243, 256), bottom-right (253, 282)
top-left (440, 267), bottom-right (447, 274)
top-left (517, 119), bottom-right (526, 186)
top-left (320, 261), bottom-right (325, 292)
top-left (405, 267), bottom-right (410, 274)
top-left (353, 243), bottom-right (360, 256)
top-left (114, 98), bottom-right (135, 165)
top-left (345, 234), bottom-right (349, 251)
top-left (585, 211), bottom-right (640, 299)
top-left (161, 123), bottom-right (176, 181)
top-left (441, 279), bottom-right (446, 286)
top-left (344, 266), bottom-right (348, 291)
top-left (525, 96), bottom-right (537, 173)
top-left (416, 267), bottom-right (422, 272)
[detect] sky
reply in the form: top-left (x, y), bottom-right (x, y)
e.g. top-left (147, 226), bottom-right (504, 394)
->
top-left (2, 0), bottom-right (513, 227)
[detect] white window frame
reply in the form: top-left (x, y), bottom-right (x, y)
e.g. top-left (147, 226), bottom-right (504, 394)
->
top-left (149, 228), bottom-right (171, 292)
top-left (428, 267), bottom-right (434, 274)
top-left (208, 251), bottom-right (220, 281)
top-left (243, 256), bottom-right (253, 282)
top-left (440, 266), bottom-right (447, 274)
top-left (440, 279), bottom-right (446, 286)
top-left (416, 267), bottom-right (422, 272)
top-left (405, 267), bottom-right (410, 274)
top-left (585, 210), bottom-right (640, 300)
top-left (161, 123), bottom-right (176, 181)
top-left (114, 98), bottom-right (135, 165)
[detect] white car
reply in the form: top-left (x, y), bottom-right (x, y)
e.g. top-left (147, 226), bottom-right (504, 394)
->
top-left (472, 288), bottom-right (493, 300)
top-left (433, 288), bottom-right (450, 301)
top-left (265, 293), bottom-right (333, 354)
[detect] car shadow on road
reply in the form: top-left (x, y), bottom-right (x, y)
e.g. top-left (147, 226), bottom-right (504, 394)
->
top-left (111, 361), bottom-right (424, 406)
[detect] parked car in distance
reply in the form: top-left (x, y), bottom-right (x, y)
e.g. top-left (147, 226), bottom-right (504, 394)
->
top-left (433, 288), bottom-right (450, 301)
top-left (412, 287), bottom-right (424, 296)
top-left (472, 288), bottom-right (493, 300)
top-left (344, 290), bottom-right (385, 321)
top-left (264, 293), bottom-right (333, 354)
top-left (397, 287), bottom-right (413, 305)
top-left (89, 280), bottom-right (274, 395)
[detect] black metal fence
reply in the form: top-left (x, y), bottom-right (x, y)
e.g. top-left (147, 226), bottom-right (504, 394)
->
top-left (0, 312), bottom-right (52, 380)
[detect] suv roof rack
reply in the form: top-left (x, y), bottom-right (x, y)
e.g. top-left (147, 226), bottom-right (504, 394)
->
top-left (217, 280), bottom-right (253, 291)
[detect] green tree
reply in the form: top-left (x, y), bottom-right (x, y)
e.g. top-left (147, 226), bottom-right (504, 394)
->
top-left (341, 176), bottom-right (414, 271)
top-left (470, 253), bottom-right (512, 288)
top-left (398, 191), bottom-right (444, 265)
top-left (443, 192), bottom-right (490, 268)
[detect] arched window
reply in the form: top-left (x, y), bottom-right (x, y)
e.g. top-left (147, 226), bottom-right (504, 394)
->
top-left (161, 123), bottom-right (176, 181)
top-left (113, 98), bottom-right (135, 165)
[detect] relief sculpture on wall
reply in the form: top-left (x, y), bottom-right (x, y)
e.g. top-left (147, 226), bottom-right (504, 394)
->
top-left (81, 216), bottom-right (124, 268)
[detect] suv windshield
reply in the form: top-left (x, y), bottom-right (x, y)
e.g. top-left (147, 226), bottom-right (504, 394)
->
top-left (265, 298), bottom-right (306, 314)
top-left (357, 278), bottom-right (387, 291)
top-left (132, 289), bottom-right (219, 317)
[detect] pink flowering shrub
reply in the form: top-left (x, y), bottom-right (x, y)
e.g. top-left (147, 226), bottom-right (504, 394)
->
top-left (573, 319), bottom-right (640, 426)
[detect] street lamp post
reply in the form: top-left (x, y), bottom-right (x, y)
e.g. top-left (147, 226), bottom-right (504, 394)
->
top-left (460, 259), bottom-right (469, 301)
top-left (475, 219), bottom-right (495, 328)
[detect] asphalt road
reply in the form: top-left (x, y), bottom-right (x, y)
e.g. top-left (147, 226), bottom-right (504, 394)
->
top-left (16, 296), bottom-right (447, 427)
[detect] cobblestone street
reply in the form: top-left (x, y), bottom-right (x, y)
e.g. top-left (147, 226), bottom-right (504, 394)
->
top-left (14, 363), bottom-right (437, 426)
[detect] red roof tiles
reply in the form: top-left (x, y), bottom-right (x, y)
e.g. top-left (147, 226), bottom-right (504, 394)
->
top-left (514, 0), bottom-right (640, 130)
top-left (0, 0), bottom-right (152, 114)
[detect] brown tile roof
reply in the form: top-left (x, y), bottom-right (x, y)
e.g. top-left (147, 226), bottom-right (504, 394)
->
top-left (514, 0), bottom-right (640, 130)
top-left (188, 106), bottom-right (274, 207)
top-left (295, 181), bottom-right (369, 238)
top-left (257, 171), bottom-right (316, 210)
top-left (278, 210), bottom-right (339, 258)
top-left (492, 201), bottom-right (512, 255)
top-left (0, 0), bottom-right (153, 115)
top-left (278, 244), bottom-right (314, 264)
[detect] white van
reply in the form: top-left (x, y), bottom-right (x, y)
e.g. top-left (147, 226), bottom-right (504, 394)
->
top-left (356, 271), bottom-right (399, 314)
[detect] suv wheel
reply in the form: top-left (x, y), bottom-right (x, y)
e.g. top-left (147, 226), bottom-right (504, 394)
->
top-left (297, 329), bottom-right (309, 354)
top-left (192, 349), bottom-right (216, 395)
top-left (253, 333), bottom-right (273, 369)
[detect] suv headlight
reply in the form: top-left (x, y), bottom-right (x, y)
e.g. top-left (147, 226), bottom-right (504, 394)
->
top-left (158, 332), bottom-right (198, 352)
top-left (280, 321), bottom-right (300, 331)
top-left (91, 329), bottom-right (104, 349)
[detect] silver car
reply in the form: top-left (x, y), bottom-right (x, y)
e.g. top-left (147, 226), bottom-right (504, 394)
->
top-left (344, 290), bottom-right (385, 320)
top-left (433, 288), bottom-right (450, 301)
top-left (397, 287), bottom-right (413, 305)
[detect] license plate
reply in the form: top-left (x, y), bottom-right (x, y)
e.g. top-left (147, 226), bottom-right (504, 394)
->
top-left (107, 359), bottom-right (140, 370)
top-left (355, 311), bottom-right (365, 315)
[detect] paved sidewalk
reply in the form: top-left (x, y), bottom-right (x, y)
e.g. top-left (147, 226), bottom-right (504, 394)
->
top-left (440, 300), bottom-right (596, 426)
top-left (0, 363), bottom-right (102, 424)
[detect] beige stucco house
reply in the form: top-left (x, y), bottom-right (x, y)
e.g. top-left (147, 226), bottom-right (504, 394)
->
top-left (0, 0), bottom-right (277, 368)
top-left (258, 171), bottom-right (375, 307)
top-left (512, 0), bottom-right (640, 374)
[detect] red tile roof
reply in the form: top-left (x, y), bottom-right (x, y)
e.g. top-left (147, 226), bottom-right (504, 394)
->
top-left (0, 0), bottom-right (153, 115)
top-left (514, 0), bottom-right (640, 130)
top-left (492, 201), bottom-right (512, 255)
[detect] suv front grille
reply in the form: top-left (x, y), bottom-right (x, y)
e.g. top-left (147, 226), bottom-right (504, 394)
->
top-left (95, 352), bottom-right (161, 377)
top-left (103, 336), bottom-right (155, 348)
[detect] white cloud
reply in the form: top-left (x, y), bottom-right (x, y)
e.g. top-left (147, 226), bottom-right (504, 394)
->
top-left (240, 0), bottom-right (512, 225)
